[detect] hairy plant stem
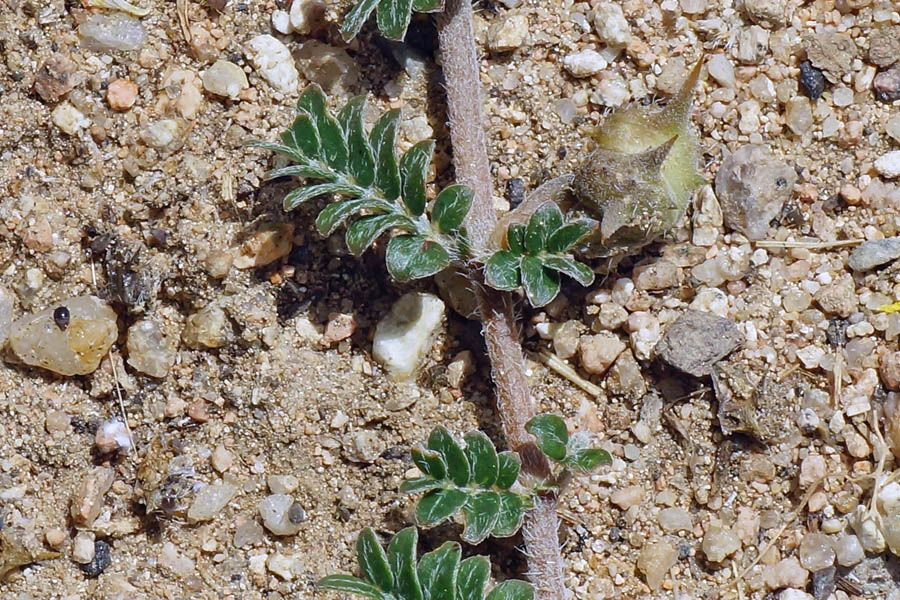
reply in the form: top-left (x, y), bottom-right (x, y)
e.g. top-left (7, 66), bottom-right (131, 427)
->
top-left (437, 2), bottom-right (567, 598)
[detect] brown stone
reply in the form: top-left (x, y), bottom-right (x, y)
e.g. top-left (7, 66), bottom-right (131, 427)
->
top-left (33, 54), bottom-right (77, 103)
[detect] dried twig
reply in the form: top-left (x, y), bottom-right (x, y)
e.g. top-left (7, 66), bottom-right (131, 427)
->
top-left (535, 349), bottom-right (602, 397)
top-left (754, 238), bottom-right (863, 250)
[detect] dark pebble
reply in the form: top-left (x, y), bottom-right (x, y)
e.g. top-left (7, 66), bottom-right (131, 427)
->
top-left (608, 526), bottom-right (622, 542)
top-left (506, 178), bottom-right (525, 208)
top-left (826, 318), bottom-right (847, 347)
top-left (80, 540), bottom-right (112, 577)
top-left (53, 306), bottom-right (70, 331)
top-left (874, 65), bottom-right (900, 102)
top-left (288, 502), bottom-right (307, 524)
top-left (799, 60), bottom-right (826, 100)
top-left (811, 566), bottom-right (836, 600)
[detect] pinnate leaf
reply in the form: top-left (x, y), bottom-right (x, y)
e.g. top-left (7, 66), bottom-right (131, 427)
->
top-left (520, 255), bottom-right (559, 308)
top-left (264, 163), bottom-right (336, 182)
top-left (412, 0), bottom-right (443, 11)
top-left (432, 184), bottom-right (474, 233)
top-left (418, 542), bottom-right (461, 600)
top-left (546, 218), bottom-right (597, 253)
top-left (399, 477), bottom-right (445, 494)
top-left (492, 492), bottom-right (526, 538)
top-left (282, 113), bottom-right (321, 159)
top-left (386, 235), bottom-right (451, 282)
top-left (565, 448), bottom-right (612, 472)
top-left (463, 431), bottom-right (499, 488)
top-left (316, 197), bottom-right (393, 237)
top-left (525, 414), bottom-right (569, 462)
top-left (388, 527), bottom-right (423, 600)
top-left (484, 251), bottom-right (521, 291)
top-left (486, 580), bottom-right (534, 600)
top-left (457, 556), bottom-right (490, 600)
top-left (416, 489), bottom-right (468, 526)
top-left (339, 0), bottom-right (379, 41)
top-left (541, 255), bottom-right (594, 287)
top-left (495, 451), bottom-right (520, 490)
top-left (377, 0), bottom-right (415, 40)
top-left (283, 182), bottom-right (365, 211)
top-left (318, 574), bottom-right (388, 599)
top-left (369, 109), bottom-right (402, 201)
top-left (506, 224), bottom-right (526, 255)
top-left (411, 447), bottom-right (447, 480)
top-left (337, 96), bottom-right (376, 187)
top-left (299, 85), bottom-right (348, 172)
top-left (524, 202), bottom-right (563, 254)
top-left (399, 141), bottom-right (433, 216)
top-left (427, 426), bottom-right (470, 487)
top-left (461, 491), bottom-right (501, 545)
top-left (357, 528), bottom-right (394, 591)
top-left (345, 213), bottom-right (416, 256)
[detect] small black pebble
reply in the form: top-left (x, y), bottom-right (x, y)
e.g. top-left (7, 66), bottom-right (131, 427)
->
top-left (80, 540), bottom-right (112, 577)
top-left (53, 306), bottom-right (70, 331)
top-left (799, 61), bottom-right (826, 100)
top-left (811, 566), bottom-right (836, 600)
top-left (826, 319), bottom-right (848, 347)
top-left (608, 526), bottom-right (622, 542)
top-left (288, 502), bottom-right (307, 524)
top-left (506, 178), bottom-right (525, 209)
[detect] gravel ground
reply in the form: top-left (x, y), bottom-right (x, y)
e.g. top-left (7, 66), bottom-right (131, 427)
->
top-left (1, 0), bottom-right (900, 599)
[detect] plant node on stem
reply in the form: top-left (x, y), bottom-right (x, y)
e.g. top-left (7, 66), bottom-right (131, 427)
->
top-left (438, 2), bottom-right (566, 597)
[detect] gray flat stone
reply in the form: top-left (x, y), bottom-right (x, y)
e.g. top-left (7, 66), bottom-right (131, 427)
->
top-left (655, 310), bottom-right (744, 376)
top-left (847, 237), bottom-right (900, 271)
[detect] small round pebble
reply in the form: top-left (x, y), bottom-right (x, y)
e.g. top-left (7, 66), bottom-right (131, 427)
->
top-left (94, 420), bottom-right (131, 454)
top-left (72, 531), bottom-right (95, 564)
top-left (701, 525), bottom-right (740, 562)
top-left (106, 78), bottom-right (138, 111)
top-left (798, 532), bottom-right (835, 571)
top-left (80, 540), bottom-right (112, 577)
top-left (202, 60), bottom-right (249, 99)
top-left (874, 151), bottom-right (900, 179)
top-left (259, 494), bottom-right (304, 536)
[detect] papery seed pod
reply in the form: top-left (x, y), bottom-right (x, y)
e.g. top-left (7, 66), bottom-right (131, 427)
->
top-left (573, 58), bottom-right (705, 258)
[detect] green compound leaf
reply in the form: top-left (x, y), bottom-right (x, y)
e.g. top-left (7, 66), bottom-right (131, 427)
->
top-left (545, 218), bottom-right (598, 253)
top-left (337, 95), bottom-right (376, 188)
top-left (377, 0), bottom-right (415, 40)
top-left (411, 447), bottom-right (447, 480)
top-left (399, 477), bottom-right (446, 494)
top-left (263, 163), bottom-right (337, 182)
top-left (369, 109), bottom-right (402, 201)
top-left (520, 255), bottom-right (559, 308)
top-left (399, 140), bottom-right (434, 217)
top-left (418, 542), bottom-right (461, 600)
top-left (412, 0), bottom-right (443, 11)
top-left (463, 431), bottom-right (499, 488)
top-left (486, 580), bottom-right (534, 600)
top-left (427, 426), bottom-right (471, 487)
top-left (298, 85), bottom-right (348, 172)
top-left (484, 251), bottom-right (521, 292)
top-left (346, 213), bottom-right (416, 256)
top-left (541, 255), bottom-right (595, 287)
top-left (339, 0), bottom-right (380, 41)
top-left (525, 414), bottom-right (569, 462)
top-left (492, 492), bottom-right (526, 538)
top-left (457, 556), bottom-right (490, 600)
top-left (357, 528), bottom-right (394, 592)
top-left (281, 113), bottom-right (321, 160)
top-left (416, 488), bottom-right (468, 526)
top-left (506, 223), bottom-right (526, 255)
top-left (432, 184), bottom-right (474, 234)
top-left (318, 574), bottom-right (388, 599)
top-left (283, 182), bottom-right (366, 211)
top-left (461, 491), bottom-right (501, 545)
top-left (524, 202), bottom-right (563, 254)
top-left (565, 448), bottom-right (612, 472)
top-left (495, 451), bottom-right (520, 490)
top-left (386, 235), bottom-right (451, 282)
top-left (316, 197), bottom-right (393, 237)
top-left (388, 527), bottom-right (423, 600)
top-left (249, 140), bottom-right (307, 164)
